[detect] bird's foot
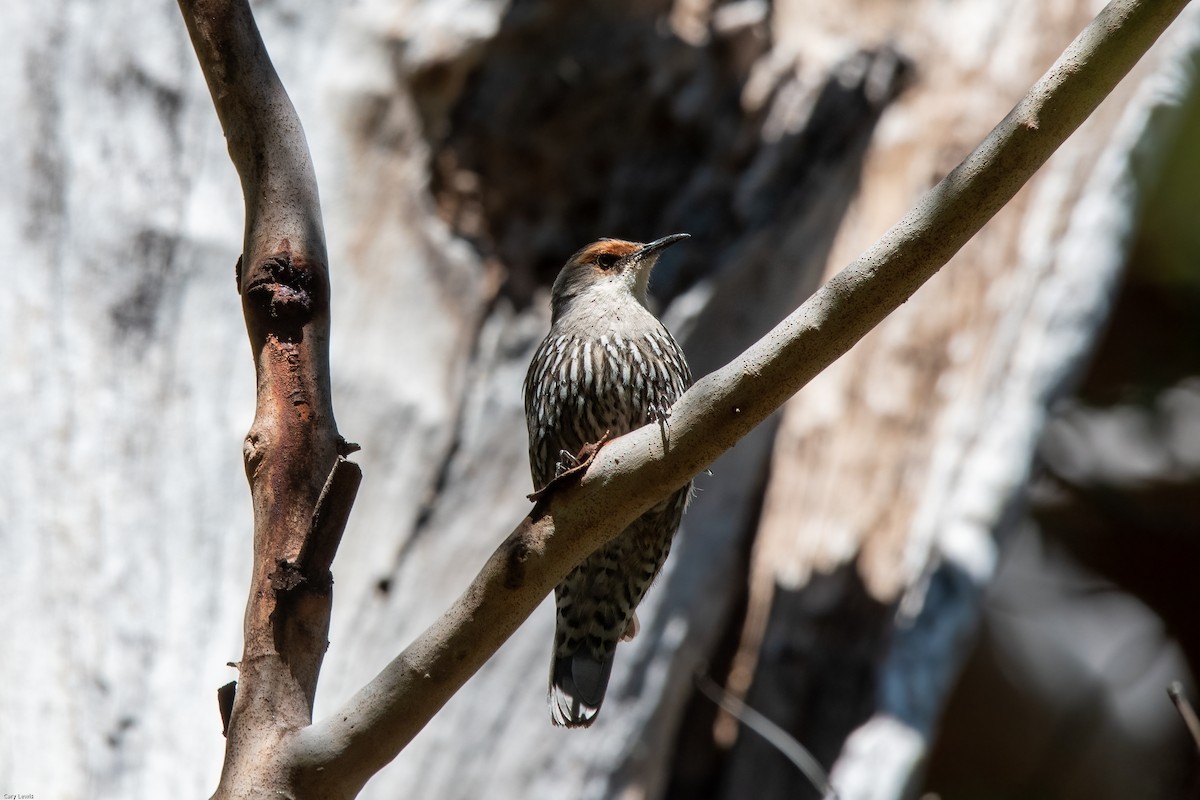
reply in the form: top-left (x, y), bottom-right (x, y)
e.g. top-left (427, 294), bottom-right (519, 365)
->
top-left (648, 404), bottom-right (672, 450)
top-left (554, 449), bottom-right (581, 478)
top-left (528, 431), bottom-right (612, 502)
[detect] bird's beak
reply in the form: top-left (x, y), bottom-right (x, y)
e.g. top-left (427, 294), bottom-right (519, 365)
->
top-left (635, 233), bottom-right (690, 261)
top-left (626, 233), bottom-right (689, 303)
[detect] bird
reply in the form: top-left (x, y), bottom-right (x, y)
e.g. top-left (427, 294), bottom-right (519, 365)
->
top-left (523, 233), bottom-right (693, 727)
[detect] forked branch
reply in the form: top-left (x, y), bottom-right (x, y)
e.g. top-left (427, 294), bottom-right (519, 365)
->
top-left (296, 0), bottom-right (1190, 792)
top-left (179, 0), bottom-right (1189, 797)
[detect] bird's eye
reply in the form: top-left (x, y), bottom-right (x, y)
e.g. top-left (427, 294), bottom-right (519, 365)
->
top-left (595, 253), bottom-right (618, 270)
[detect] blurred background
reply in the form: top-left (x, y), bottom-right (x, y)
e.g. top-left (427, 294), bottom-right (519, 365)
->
top-left (2, 0), bottom-right (1198, 798)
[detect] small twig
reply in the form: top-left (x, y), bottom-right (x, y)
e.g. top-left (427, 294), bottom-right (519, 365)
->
top-left (1168, 682), bottom-right (1200, 752)
top-left (649, 403), bottom-right (671, 451)
top-left (298, 456), bottom-right (364, 581)
top-left (527, 432), bottom-right (611, 501)
top-left (217, 681), bottom-right (237, 737)
top-left (695, 672), bottom-right (839, 800)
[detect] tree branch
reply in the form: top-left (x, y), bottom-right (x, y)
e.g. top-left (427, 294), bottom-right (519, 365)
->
top-left (178, 0), bottom-right (354, 796)
top-left (296, 0), bottom-right (1189, 792)
top-left (179, 0), bottom-right (326, 268)
top-left (298, 457), bottom-right (365, 583)
top-left (1168, 681), bottom-right (1200, 752)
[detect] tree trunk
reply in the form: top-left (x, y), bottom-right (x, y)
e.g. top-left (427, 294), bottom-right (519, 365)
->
top-left (1, 1), bottom-right (1196, 798)
top-left (708, 4), bottom-right (1200, 798)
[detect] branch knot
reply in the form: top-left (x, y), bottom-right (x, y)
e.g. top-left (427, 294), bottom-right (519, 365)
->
top-left (270, 558), bottom-right (307, 593)
top-left (243, 245), bottom-right (322, 338)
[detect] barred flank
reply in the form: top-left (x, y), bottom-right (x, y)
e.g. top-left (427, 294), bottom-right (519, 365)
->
top-left (525, 311), bottom-right (692, 727)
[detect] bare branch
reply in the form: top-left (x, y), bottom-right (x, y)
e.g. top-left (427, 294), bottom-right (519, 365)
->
top-left (178, 0), bottom-right (326, 269)
top-left (1168, 681), bottom-right (1200, 752)
top-left (179, 0), bottom-right (353, 795)
top-left (695, 673), bottom-right (836, 799)
top-left (297, 512), bottom-right (565, 791)
top-left (298, 457), bottom-right (365, 582)
top-left (217, 681), bottom-right (237, 738)
top-left (297, 0), bottom-right (1189, 789)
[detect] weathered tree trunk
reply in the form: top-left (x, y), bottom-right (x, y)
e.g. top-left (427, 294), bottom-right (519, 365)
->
top-left (714, 3), bottom-right (1200, 797)
top-left (1, 1), bottom-right (1195, 798)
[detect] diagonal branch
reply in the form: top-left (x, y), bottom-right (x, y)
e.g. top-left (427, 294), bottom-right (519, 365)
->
top-left (296, 0), bottom-right (1190, 791)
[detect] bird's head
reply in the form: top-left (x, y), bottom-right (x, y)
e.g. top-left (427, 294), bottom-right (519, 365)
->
top-left (549, 233), bottom-right (689, 324)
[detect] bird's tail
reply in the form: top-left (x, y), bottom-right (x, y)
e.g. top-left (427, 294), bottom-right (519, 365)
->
top-left (549, 650), bottom-right (615, 728)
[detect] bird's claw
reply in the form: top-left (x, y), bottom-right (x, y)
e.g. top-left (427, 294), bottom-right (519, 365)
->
top-left (554, 448), bottom-right (581, 478)
top-left (528, 431), bottom-right (612, 502)
top-left (648, 404), bottom-right (672, 450)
